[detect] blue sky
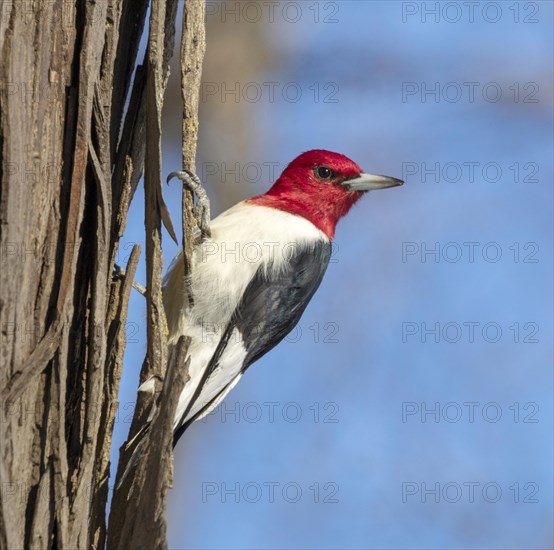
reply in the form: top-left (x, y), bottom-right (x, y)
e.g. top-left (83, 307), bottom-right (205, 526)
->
top-left (112, 2), bottom-right (553, 548)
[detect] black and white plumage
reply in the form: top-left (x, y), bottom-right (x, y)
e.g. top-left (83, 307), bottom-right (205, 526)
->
top-left (163, 202), bottom-right (331, 446)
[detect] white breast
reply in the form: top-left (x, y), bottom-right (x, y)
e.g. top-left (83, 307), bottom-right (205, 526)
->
top-left (162, 202), bottom-right (326, 427)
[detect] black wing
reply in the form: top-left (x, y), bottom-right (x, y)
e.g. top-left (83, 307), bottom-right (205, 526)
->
top-left (173, 240), bottom-right (332, 445)
top-left (235, 240), bottom-right (332, 368)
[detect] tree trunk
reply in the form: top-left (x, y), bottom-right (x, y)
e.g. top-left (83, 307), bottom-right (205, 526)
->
top-left (0, 1), bottom-right (204, 548)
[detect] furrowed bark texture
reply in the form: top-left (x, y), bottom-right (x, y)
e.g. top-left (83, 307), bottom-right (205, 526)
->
top-left (0, 0), bottom-right (203, 547)
top-left (107, 0), bottom-right (205, 549)
top-left (0, 0), bottom-right (148, 546)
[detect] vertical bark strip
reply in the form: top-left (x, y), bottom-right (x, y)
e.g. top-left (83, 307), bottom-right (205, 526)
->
top-left (90, 243), bottom-right (141, 550)
top-left (180, 0), bottom-right (207, 302)
top-left (181, 0), bottom-right (207, 173)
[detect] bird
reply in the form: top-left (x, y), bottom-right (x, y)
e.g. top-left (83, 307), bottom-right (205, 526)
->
top-left (160, 149), bottom-right (403, 447)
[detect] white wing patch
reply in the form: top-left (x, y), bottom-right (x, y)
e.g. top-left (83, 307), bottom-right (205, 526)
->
top-left (172, 328), bottom-right (246, 428)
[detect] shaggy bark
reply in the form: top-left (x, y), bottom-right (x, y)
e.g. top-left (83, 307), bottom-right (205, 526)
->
top-left (0, 1), bottom-right (204, 548)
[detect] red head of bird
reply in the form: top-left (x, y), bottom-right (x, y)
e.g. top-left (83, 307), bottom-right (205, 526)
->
top-left (248, 149), bottom-right (403, 239)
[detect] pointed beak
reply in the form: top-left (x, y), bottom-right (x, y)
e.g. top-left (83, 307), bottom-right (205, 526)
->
top-left (341, 173), bottom-right (404, 192)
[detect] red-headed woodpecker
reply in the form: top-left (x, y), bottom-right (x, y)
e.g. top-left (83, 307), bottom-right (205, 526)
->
top-left (162, 149), bottom-right (403, 446)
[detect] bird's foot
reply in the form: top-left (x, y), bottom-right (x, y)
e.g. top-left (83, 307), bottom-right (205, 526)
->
top-left (167, 169), bottom-right (211, 240)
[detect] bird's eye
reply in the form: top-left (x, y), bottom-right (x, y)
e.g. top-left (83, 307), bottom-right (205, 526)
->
top-left (315, 165), bottom-right (333, 180)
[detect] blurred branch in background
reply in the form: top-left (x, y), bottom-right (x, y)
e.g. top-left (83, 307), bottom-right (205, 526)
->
top-left (162, 0), bottom-right (282, 212)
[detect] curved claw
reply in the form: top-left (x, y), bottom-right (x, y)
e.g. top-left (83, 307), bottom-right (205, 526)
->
top-left (167, 170), bottom-right (212, 240)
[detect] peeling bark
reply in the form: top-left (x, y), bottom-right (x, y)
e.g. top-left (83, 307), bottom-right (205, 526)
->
top-left (108, 0), bottom-right (206, 548)
top-left (0, 0), bottom-right (204, 547)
